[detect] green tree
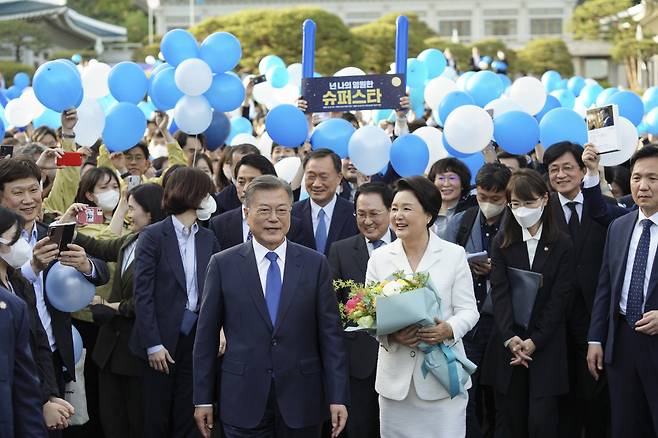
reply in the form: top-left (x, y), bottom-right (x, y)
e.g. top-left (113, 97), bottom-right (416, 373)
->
top-left (190, 7), bottom-right (363, 75)
top-left (517, 38), bottom-right (574, 76)
top-left (570, 0), bottom-right (634, 40)
top-left (611, 32), bottom-right (658, 90)
top-left (0, 20), bottom-right (49, 62)
top-left (67, 0), bottom-right (147, 42)
top-left (352, 12), bottom-right (437, 73)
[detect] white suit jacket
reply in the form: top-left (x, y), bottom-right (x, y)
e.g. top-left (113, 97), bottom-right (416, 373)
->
top-left (366, 232), bottom-right (479, 401)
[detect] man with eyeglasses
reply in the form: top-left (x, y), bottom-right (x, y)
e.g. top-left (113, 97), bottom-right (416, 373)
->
top-left (543, 141), bottom-right (614, 437)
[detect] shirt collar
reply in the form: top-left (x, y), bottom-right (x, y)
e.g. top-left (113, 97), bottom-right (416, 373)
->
top-left (637, 209), bottom-right (658, 227)
top-left (310, 195), bottom-right (337, 221)
top-left (21, 222), bottom-right (38, 244)
top-left (364, 228), bottom-right (393, 246)
top-left (252, 237), bottom-right (287, 265)
top-left (558, 191), bottom-right (584, 207)
top-left (522, 224), bottom-right (543, 242)
top-left (171, 215), bottom-right (198, 237)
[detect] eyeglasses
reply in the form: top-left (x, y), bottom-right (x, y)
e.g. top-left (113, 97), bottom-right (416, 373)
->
top-left (509, 198), bottom-right (541, 209)
top-left (254, 207), bottom-right (291, 218)
top-left (435, 175), bottom-right (460, 184)
top-left (356, 210), bottom-right (385, 220)
top-left (548, 164), bottom-right (576, 175)
top-left (125, 154), bottom-right (146, 162)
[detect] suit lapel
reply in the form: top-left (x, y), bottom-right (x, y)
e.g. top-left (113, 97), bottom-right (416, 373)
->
top-left (351, 235), bottom-right (368, 280)
top-left (415, 233), bottom-right (444, 273)
top-left (163, 218), bottom-right (186, 292)
top-left (228, 209), bottom-right (244, 247)
top-left (195, 229), bottom-right (213, 296)
top-left (613, 212), bottom-right (638, 305)
top-left (301, 200), bottom-right (316, 250)
top-left (531, 234), bottom-right (552, 274)
top-left (118, 234), bottom-right (139, 292)
top-left (510, 240), bottom-right (532, 271)
top-left (575, 201), bottom-right (593, 258)
top-left (238, 242), bottom-right (273, 331)
top-left (273, 242), bottom-right (302, 334)
top-left (327, 199), bottom-right (349, 252)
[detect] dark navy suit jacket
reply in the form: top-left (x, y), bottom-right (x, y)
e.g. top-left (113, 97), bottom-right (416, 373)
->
top-left (290, 197), bottom-right (358, 256)
top-left (193, 240), bottom-right (349, 429)
top-left (588, 210), bottom-right (658, 363)
top-left (0, 286), bottom-right (48, 438)
top-left (131, 216), bottom-right (220, 358)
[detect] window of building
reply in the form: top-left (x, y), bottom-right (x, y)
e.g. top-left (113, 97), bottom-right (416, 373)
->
top-left (439, 20), bottom-right (472, 38)
top-left (484, 19), bottom-right (517, 36)
top-left (530, 18), bottom-right (563, 35)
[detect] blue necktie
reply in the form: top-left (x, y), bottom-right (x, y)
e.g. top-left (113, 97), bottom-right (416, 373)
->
top-left (246, 230), bottom-right (253, 241)
top-left (265, 252), bottom-right (282, 324)
top-left (627, 219), bottom-right (652, 327)
top-left (315, 209), bottom-right (327, 254)
top-left (370, 239), bottom-right (385, 250)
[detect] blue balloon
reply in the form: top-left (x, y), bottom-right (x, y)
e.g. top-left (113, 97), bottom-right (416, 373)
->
top-left (71, 53), bottom-right (82, 65)
top-left (638, 120), bottom-right (649, 135)
top-left (443, 135), bottom-right (471, 158)
top-left (33, 60), bottom-right (83, 112)
top-left (418, 48), bottom-right (446, 79)
top-left (497, 73), bottom-right (511, 89)
top-left (534, 95), bottom-right (561, 123)
top-left (204, 111), bottom-right (231, 150)
top-left (160, 29), bottom-right (199, 67)
top-left (481, 56), bottom-right (493, 65)
top-left (108, 62), bottom-right (148, 104)
top-left (45, 262), bottom-right (96, 312)
top-left (200, 32), bottom-right (242, 73)
top-left (168, 119), bottom-right (178, 135)
top-left (461, 153), bottom-right (485, 185)
top-left (494, 111), bottom-right (539, 155)
top-left (259, 55), bottom-right (285, 75)
top-left (390, 134), bottom-right (429, 177)
top-left (266, 66), bottom-right (289, 88)
top-left (539, 108), bottom-right (587, 148)
top-left (596, 87), bottom-right (619, 106)
top-left (541, 70), bottom-right (561, 92)
top-left (438, 91), bottom-right (475, 125)
top-left (0, 90), bottom-right (7, 107)
top-left (310, 118), bottom-right (355, 158)
top-left (138, 100), bottom-right (156, 119)
top-left (567, 76), bottom-right (585, 97)
top-left (0, 117), bottom-right (4, 140)
top-left (72, 326), bottom-right (83, 365)
top-left (13, 72), bottom-right (29, 89)
top-left (33, 109), bottom-right (61, 129)
top-left (0, 104), bottom-right (7, 128)
top-left (645, 107), bottom-right (658, 135)
top-left (5, 86), bottom-right (20, 100)
top-left (97, 94), bottom-right (118, 114)
top-left (409, 86), bottom-right (425, 116)
top-left (607, 90), bottom-right (644, 126)
top-left (557, 79), bottom-right (568, 90)
top-left (265, 105), bottom-right (307, 147)
top-left (229, 116), bottom-right (253, 143)
top-left (492, 60), bottom-right (508, 73)
top-left (551, 89), bottom-right (576, 109)
top-left (148, 67), bottom-right (183, 111)
top-left (580, 83), bottom-right (604, 107)
top-left (102, 102), bottom-right (147, 152)
top-left (465, 71), bottom-right (503, 107)
top-left (643, 86), bottom-right (658, 113)
top-left (406, 58), bottom-right (428, 89)
top-left (204, 73), bottom-right (245, 112)
top-left (150, 62), bottom-right (170, 79)
top-left (373, 109), bottom-right (393, 124)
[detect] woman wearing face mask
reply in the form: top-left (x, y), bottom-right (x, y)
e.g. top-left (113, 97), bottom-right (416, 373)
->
top-left (0, 205), bottom-right (76, 432)
top-left (60, 184), bottom-right (165, 438)
top-left (481, 169), bottom-right (574, 438)
top-left (132, 167), bottom-right (220, 438)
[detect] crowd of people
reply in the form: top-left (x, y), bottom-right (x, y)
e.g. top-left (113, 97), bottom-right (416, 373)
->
top-left (2, 66), bottom-right (658, 438)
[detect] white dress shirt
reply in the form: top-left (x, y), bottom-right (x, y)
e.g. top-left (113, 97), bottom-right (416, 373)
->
top-left (365, 229), bottom-right (393, 256)
top-left (522, 224), bottom-right (543, 267)
top-left (558, 191), bottom-right (584, 223)
top-left (252, 238), bottom-right (286, 296)
top-left (310, 196), bottom-right (337, 237)
top-left (171, 215), bottom-right (199, 312)
top-left (241, 208), bottom-right (250, 243)
top-left (619, 210), bottom-right (658, 314)
top-left (121, 241), bottom-right (137, 275)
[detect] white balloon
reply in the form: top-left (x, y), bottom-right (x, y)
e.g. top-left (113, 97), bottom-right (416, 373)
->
top-left (252, 81), bottom-right (276, 106)
top-left (347, 125), bottom-right (392, 176)
top-left (174, 95), bottom-right (212, 135)
top-left (274, 156), bottom-right (301, 183)
top-left (424, 77), bottom-right (458, 110)
top-left (74, 97), bottom-right (105, 147)
top-left (174, 58), bottom-right (213, 96)
top-left (509, 77), bottom-right (547, 116)
top-left (413, 126), bottom-right (448, 173)
top-left (456, 74), bottom-right (471, 92)
top-left (20, 87), bottom-right (45, 120)
top-left (444, 105), bottom-right (494, 154)
top-left (257, 131), bottom-right (273, 159)
top-left (231, 133), bottom-right (257, 147)
top-left (82, 62), bottom-right (111, 98)
top-left (4, 98), bottom-right (33, 127)
top-left (272, 84), bottom-right (300, 105)
top-left (334, 67), bottom-right (366, 77)
top-left (599, 116), bottom-right (639, 167)
top-left (484, 97), bottom-right (522, 118)
top-left (287, 63), bottom-right (303, 89)
top-left (441, 66), bottom-right (459, 81)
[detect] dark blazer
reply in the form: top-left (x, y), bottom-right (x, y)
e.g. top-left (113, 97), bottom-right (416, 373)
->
top-left (588, 210), bottom-right (658, 363)
top-left (76, 233), bottom-right (144, 376)
top-left (582, 183), bottom-right (636, 227)
top-left (482, 230), bottom-right (574, 398)
top-left (36, 223), bottom-right (111, 382)
top-left (208, 206), bottom-right (305, 250)
top-left (7, 270), bottom-right (59, 403)
top-left (193, 240), bottom-right (349, 429)
top-left (215, 184), bottom-right (241, 216)
top-left (131, 216), bottom-right (221, 358)
top-left (291, 197), bottom-right (358, 256)
top-left (0, 286), bottom-right (48, 438)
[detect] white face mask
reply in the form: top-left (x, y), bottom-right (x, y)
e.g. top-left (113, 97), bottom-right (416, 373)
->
top-left (96, 189), bottom-right (120, 211)
top-left (512, 205), bottom-right (544, 229)
top-left (0, 238), bottom-right (32, 268)
top-left (196, 195), bottom-right (217, 221)
top-left (150, 144), bottom-right (168, 159)
top-left (479, 201), bottom-right (506, 220)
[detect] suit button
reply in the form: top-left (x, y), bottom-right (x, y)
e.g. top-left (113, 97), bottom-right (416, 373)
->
top-left (410, 351), bottom-right (416, 357)
top-left (271, 339), bottom-right (277, 346)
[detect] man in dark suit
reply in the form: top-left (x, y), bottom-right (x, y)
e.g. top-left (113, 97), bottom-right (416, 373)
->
top-left (214, 144), bottom-right (261, 215)
top-left (194, 175), bottom-right (349, 438)
top-left (0, 285), bottom-right (49, 437)
top-left (588, 145), bottom-right (658, 437)
top-left (543, 142), bottom-right (612, 437)
top-left (291, 149), bottom-right (358, 256)
top-left (328, 182), bottom-right (393, 438)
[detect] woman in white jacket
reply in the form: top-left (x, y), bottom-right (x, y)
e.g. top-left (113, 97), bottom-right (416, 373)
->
top-left (366, 176), bottom-right (479, 438)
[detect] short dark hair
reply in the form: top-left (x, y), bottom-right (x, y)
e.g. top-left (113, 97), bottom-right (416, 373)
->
top-left (497, 151), bottom-right (527, 169)
top-left (476, 163), bottom-right (512, 192)
top-left (125, 142), bottom-right (149, 160)
top-left (606, 165), bottom-right (631, 196)
top-left (234, 153), bottom-right (276, 179)
top-left (194, 153), bottom-right (214, 175)
top-left (0, 158), bottom-right (42, 192)
top-left (340, 112), bottom-right (359, 128)
top-left (0, 205), bottom-right (24, 245)
top-left (428, 158), bottom-right (471, 197)
top-left (543, 141), bottom-right (585, 170)
top-left (630, 144), bottom-right (658, 171)
top-left (228, 144), bottom-right (260, 165)
top-left (173, 131), bottom-right (207, 150)
top-left (303, 148), bottom-right (342, 174)
top-left (271, 142), bottom-right (298, 154)
top-left (395, 176), bottom-right (442, 228)
top-left (128, 183), bottom-right (165, 225)
top-left (408, 119), bottom-right (427, 133)
top-left (31, 126), bottom-right (57, 143)
top-left (74, 166), bottom-right (121, 205)
top-left (163, 167), bottom-right (214, 215)
top-left (354, 182), bottom-right (394, 210)
top-left (244, 175), bottom-right (293, 207)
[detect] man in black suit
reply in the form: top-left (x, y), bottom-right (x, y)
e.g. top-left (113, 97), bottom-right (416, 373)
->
top-left (588, 145), bottom-right (658, 437)
top-left (291, 149), bottom-right (358, 256)
top-left (543, 142), bottom-right (612, 437)
top-left (214, 144), bottom-right (260, 215)
top-left (328, 182), bottom-right (394, 438)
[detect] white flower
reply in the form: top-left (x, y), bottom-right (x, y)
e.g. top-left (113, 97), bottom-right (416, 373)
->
top-left (382, 280), bottom-right (403, 297)
top-left (357, 316), bottom-right (375, 328)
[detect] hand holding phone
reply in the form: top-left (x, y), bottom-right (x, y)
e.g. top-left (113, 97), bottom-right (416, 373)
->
top-left (76, 207), bottom-right (104, 225)
top-left (47, 223), bottom-right (76, 256)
